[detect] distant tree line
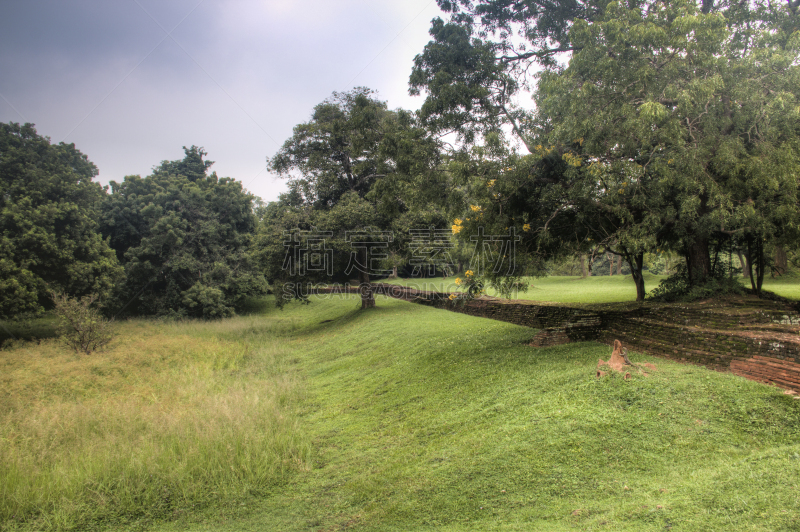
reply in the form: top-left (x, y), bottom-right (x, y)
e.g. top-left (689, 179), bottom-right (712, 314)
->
top-left (1, 125), bottom-right (266, 319)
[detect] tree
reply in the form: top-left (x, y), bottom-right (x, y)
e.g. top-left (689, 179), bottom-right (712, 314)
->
top-left (266, 88), bottom-right (442, 309)
top-left (534, 0), bottom-right (800, 290)
top-left (412, 0), bottom-right (800, 297)
top-left (100, 147), bottom-right (266, 318)
top-left (0, 122), bottom-right (122, 319)
top-left (411, 0), bottom-right (796, 144)
top-left (442, 134), bottom-right (573, 296)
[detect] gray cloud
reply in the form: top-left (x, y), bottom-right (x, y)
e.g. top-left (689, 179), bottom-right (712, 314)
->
top-left (0, 0), bottom-right (441, 201)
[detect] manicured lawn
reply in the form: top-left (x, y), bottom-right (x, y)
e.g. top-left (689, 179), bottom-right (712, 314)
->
top-left (385, 272), bottom-right (800, 303)
top-left (4, 294), bottom-right (798, 531)
top-left (762, 274), bottom-right (800, 300)
top-left (383, 274), bottom-right (668, 304)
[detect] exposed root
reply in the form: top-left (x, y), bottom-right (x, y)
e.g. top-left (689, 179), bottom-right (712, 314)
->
top-left (596, 339), bottom-right (655, 379)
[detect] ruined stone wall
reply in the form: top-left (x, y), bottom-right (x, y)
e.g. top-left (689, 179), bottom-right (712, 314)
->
top-left (316, 283), bottom-right (800, 392)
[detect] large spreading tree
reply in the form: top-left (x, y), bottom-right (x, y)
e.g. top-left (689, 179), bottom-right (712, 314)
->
top-left (411, 0), bottom-right (800, 297)
top-left (264, 88), bottom-right (442, 309)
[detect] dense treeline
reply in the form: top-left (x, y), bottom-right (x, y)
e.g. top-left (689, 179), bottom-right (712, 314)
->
top-left (2, 0), bottom-right (798, 319)
top-left (0, 123), bottom-right (122, 319)
top-left (1, 130), bottom-right (266, 319)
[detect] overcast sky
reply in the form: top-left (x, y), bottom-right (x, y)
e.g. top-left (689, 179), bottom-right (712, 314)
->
top-left (0, 0), bottom-right (443, 202)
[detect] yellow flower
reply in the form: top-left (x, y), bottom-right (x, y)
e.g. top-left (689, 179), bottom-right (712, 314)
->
top-left (448, 293), bottom-right (457, 301)
top-left (469, 205), bottom-right (482, 212)
top-left (452, 218), bottom-right (463, 234)
top-left (487, 179), bottom-right (496, 187)
top-left (465, 270), bottom-right (474, 278)
top-left (522, 223), bottom-right (531, 232)
top-left (562, 152), bottom-right (581, 167)
top-left (455, 277), bottom-right (462, 285)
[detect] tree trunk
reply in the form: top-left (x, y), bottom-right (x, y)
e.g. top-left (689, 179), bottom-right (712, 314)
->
top-left (580, 254), bottom-right (588, 278)
top-left (755, 236), bottom-right (765, 295)
top-left (616, 255), bottom-right (623, 275)
top-left (626, 252), bottom-right (646, 301)
top-left (746, 238), bottom-right (757, 292)
top-left (737, 249), bottom-right (749, 279)
top-left (775, 245), bottom-right (788, 275)
top-left (390, 265), bottom-right (398, 279)
top-left (685, 238), bottom-right (712, 285)
top-left (608, 253), bottom-right (614, 276)
top-left (358, 248), bottom-right (375, 309)
top-left (745, 235), bottom-right (765, 295)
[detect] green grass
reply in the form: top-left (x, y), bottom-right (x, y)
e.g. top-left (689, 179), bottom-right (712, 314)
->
top-left (3, 293), bottom-right (800, 531)
top-left (762, 273), bottom-right (800, 300)
top-left (0, 315), bottom-right (58, 346)
top-left (385, 272), bottom-right (800, 303)
top-left (382, 274), bottom-right (668, 304)
top-left (0, 316), bottom-right (310, 531)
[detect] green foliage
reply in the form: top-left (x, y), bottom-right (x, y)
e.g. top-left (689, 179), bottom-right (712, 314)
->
top-left (448, 269), bottom-right (484, 304)
top-left (413, 0), bottom-right (800, 299)
top-left (50, 291), bottom-right (114, 354)
top-left (269, 88), bottom-right (440, 212)
top-left (101, 146), bottom-right (266, 318)
top-left (648, 264), bottom-right (746, 302)
top-left (0, 122), bottom-right (123, 319)
top-left (262, 89), bottom-right (445, 308)
top-left (181, 283), bottom-right (235, 319)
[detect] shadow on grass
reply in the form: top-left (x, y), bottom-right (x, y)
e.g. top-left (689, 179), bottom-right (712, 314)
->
top-left (237, 296), bottom-right (274, 315)
top-left (0, 315), bottom-right (58, 346)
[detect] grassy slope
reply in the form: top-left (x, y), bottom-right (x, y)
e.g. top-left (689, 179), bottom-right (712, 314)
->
top-left (3, 288), bottom-right (800, 531)
top-left (148, 295), bottom-right (800, 532)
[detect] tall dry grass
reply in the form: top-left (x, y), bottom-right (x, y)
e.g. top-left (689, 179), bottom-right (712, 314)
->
top-left (0, 316), bottom-right (309, 530)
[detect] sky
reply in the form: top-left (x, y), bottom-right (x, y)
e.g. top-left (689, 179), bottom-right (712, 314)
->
top-left (0, 0), bottom-right (444, 202)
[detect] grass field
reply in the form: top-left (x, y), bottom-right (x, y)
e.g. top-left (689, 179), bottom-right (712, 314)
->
top-left (384, 273), bottom-right (800, 304)
top-left (382, 274), bottom-right (665, 304)
top-left (762, 273), bottom-right (800, 300)
top-left (2, 290), bottom-right (800, 531)
top-left (0, 315), bottom-right (311, 531)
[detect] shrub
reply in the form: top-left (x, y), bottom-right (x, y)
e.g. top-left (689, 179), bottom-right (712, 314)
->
top-left (648, 264), bottom-right (745, 302)
top-left (51, 291), bottom-right (114, 354)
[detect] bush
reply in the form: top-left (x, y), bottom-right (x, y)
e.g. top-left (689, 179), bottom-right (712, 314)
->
top-left (51, 291), bottom-right (114, 354)
top-left (648, 264), bottom-right (745, 302)
top-left (181, 283), bottom-right (235, 319)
